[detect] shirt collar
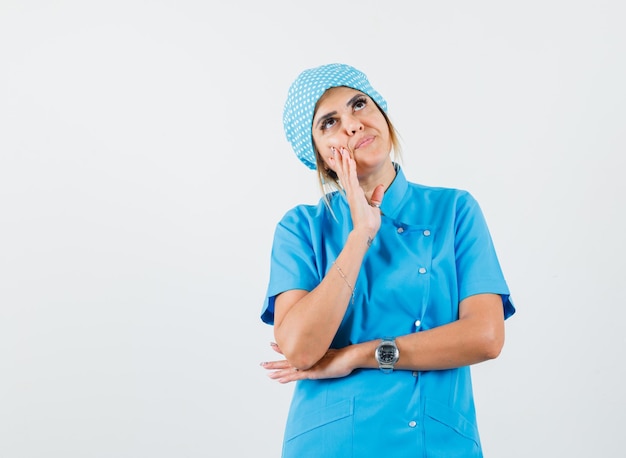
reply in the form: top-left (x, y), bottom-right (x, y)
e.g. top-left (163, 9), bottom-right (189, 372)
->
top-left (379, 163), bottom-right (408, 219)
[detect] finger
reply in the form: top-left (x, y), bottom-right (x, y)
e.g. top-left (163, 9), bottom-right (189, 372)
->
top-left (267, 367), bottom-right (302, 384)
top-left (333, 148), bottom-right (354, 190)
top-left (370, 184), bottom-right (385, 207)
top-left (260, 360), bottom-right (292, 370)
top-left (329, 148), bottom-right (345, 180)
top-left (328, 147), bottom-right (337, 167)
top-left (270, 342), bottom-right (283, 354)
top-left (340, 148), bottom-right (358, 187)
top-left (338, 147), bottom-right (348, 164)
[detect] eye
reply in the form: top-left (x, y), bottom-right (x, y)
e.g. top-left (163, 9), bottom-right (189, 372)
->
top-left (352, 96), bottom-right (368, 111)
top-left (320, 117), bottom-right (337, 131)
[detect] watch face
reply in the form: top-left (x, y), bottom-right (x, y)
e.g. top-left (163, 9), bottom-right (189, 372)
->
top-left (378, 344), bottom-right (398, 363)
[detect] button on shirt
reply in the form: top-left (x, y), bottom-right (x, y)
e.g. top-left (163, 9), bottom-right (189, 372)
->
top-left (261, 166), bottom-right (515, 457)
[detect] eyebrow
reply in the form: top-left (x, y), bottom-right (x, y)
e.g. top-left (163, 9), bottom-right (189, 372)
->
top-left (314, 93), bottom-right (366, 129)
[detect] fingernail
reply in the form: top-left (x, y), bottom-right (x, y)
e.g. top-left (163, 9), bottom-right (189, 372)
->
top-left (270, 342), bottom-right (278, 347)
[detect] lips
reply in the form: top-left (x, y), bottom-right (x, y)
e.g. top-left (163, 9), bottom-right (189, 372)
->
top-left (354, 135), bottom-right (375, 150)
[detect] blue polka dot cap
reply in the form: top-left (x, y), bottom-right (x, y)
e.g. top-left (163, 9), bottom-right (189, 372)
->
top-left (283, 63), bottom-right (388, 170)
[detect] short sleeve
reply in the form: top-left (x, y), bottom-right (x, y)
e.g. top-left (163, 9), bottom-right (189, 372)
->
top-left (260, 207), bottom-right (321, 325)
top-left (454, 192), bottom-right (515, 319)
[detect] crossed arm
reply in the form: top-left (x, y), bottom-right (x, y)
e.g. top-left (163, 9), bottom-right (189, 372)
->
top-left (262, 285), bottom-right (504, 384)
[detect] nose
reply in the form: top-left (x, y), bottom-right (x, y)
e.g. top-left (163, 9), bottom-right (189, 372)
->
top-left (343, 114), bottom-right (364, 135)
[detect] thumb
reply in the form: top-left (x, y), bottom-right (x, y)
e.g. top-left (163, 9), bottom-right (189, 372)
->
top-left (370, 184), bottom-right (385, 207)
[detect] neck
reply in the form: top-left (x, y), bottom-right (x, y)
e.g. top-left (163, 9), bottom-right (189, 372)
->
top-left (358, 160), bottom-right (397, 203)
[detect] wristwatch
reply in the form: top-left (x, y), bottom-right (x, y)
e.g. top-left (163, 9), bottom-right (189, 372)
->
top-left (375, 337), bottom-right (399, 373)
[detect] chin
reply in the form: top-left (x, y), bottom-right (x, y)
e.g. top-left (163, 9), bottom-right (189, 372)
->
top-left (354, 154), bottom-right (388, 169)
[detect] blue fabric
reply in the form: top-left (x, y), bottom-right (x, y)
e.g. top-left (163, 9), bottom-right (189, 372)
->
top-left (261, 166), bottom-right (515, 457)
top-left (283, 63), bottom-right (388, 170)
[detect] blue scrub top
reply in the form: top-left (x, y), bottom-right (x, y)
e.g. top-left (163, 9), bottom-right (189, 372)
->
top-left (261, 165), bottom-right (515, 458)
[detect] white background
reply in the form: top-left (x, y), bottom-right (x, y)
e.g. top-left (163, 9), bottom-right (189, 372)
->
top-left (1, 1), bottom-right (624, 457)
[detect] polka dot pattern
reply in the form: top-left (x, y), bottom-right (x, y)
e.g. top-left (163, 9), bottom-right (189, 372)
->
top-left (282, 63), bottom-right (388, 170)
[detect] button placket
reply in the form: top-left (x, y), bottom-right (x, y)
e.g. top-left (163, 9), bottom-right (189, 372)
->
top-left (417, 228), bottom-right (431, 276)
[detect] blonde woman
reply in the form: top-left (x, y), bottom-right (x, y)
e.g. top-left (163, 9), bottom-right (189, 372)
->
top-left (261, 63), bottom-right (515, 457)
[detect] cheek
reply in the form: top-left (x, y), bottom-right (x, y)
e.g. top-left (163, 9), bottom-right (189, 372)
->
top-left (313, 137), bottom-right (332, 160)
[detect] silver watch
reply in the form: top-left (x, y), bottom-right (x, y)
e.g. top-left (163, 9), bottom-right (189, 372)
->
top-left (375, 338), bottom-right (399, 373)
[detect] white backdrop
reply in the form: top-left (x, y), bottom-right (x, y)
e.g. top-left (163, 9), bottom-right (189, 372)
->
top-left (1, 1), bottom-right (624, 457)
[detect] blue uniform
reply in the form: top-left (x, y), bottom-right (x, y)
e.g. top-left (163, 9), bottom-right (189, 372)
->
top-left (261, 166), bottom-right (515, 457)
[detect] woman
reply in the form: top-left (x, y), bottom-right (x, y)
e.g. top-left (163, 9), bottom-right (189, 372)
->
top-left (260, 63), bottom-right (515, 457)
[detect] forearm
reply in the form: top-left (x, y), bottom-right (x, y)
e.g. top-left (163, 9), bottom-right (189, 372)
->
top-left (274, 229), bottom-right (372, 369)
top-left (348, 325), bottom-right (502, 374)
top-left (397, 318), bottom-right (504, 371)
top-left (349, 295), bottom-right (505, 372)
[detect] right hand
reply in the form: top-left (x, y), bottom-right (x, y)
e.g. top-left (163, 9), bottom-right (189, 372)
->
top-left (262, 343), bottom-right (355, 384)
top-left (328, 147), bottom-right (385, 240)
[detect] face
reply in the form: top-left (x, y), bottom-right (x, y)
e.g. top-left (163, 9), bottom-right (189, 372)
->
top-left (312, 86), bottom-right (392, 175)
